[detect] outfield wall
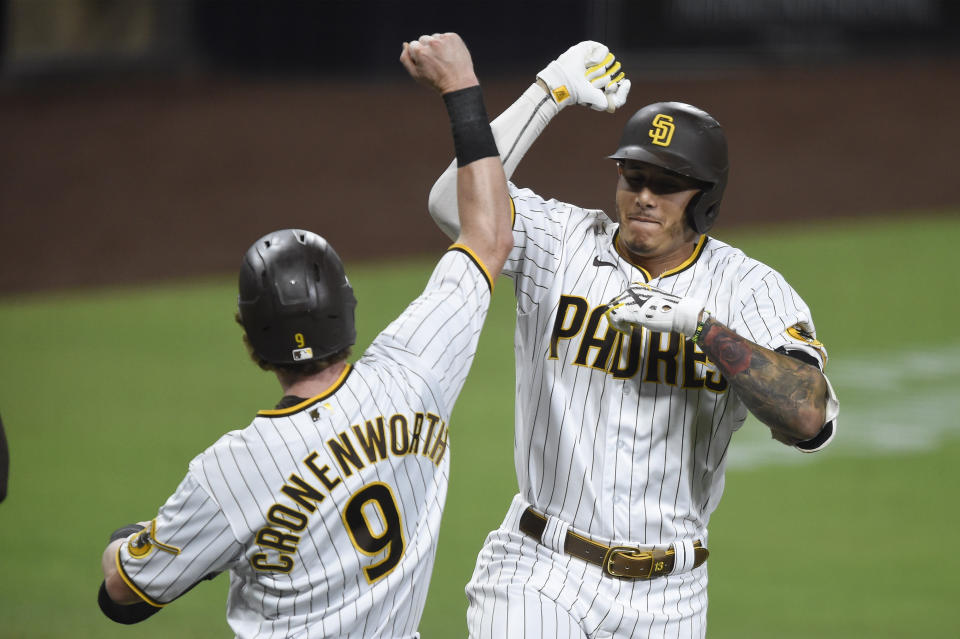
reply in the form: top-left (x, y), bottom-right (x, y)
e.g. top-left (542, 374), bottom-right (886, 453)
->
top-left (1, 57), bottom-right (958, 294)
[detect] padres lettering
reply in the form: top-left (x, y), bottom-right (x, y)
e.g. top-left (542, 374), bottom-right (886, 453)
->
top-left (648, 113), bottom-right (675, 147)
top-left (550, 295), bottom-right (727, 390)
top-left (251, 411), bottom-right (448, 577)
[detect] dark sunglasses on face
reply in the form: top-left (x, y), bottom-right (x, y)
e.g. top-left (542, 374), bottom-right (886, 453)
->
top-left (619, 165), bottom-right (706, 194)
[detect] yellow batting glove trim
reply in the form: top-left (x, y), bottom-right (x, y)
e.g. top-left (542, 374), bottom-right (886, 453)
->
top-left (607, 70), bottom-right (625, 88)
top-left (585, 52), bottom-right (615, 78)
top-left (600, 61), bottom-right (622, 82)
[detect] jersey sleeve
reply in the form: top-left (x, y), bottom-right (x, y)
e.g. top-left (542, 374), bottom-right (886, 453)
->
top-left (726, 263), bottom-right (839, 452)
top-left (115, 472), bottom-right (243, 607)
top-left (366, 246), bottom-right (492, 415)
top-left (726, 263), bottom-right (827, 365)
top-left (505, 182), bottom-right (602, 313)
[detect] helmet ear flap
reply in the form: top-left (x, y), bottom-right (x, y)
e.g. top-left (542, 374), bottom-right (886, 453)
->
top-left (686, 195), bottom-right (720, 234)
top-left (685, 192), bottom-right (705, 233)
top-left (700, 203), bottom-right (720, 233)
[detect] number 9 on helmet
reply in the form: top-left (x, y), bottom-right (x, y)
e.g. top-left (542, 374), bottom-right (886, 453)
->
top-left (237, 229), bottom-right (357, 366)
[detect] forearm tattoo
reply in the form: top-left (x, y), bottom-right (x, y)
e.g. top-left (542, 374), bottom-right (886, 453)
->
top-left (699, 318), bottom-right (827, 442)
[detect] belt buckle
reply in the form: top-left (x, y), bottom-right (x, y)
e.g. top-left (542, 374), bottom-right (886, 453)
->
top-left (602, 545), bottom-right (648, 579)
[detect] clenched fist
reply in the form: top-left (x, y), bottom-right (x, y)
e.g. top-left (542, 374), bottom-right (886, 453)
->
top-left (400, 32), bottom-right (478, 94)
top-left (605, 282), bottom-right (704, 337)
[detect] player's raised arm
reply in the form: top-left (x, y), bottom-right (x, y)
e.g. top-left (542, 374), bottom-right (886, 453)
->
top-left (426, 41), bottom-right (632, 239)
top-left (401, 33), bottom-right (512, 275)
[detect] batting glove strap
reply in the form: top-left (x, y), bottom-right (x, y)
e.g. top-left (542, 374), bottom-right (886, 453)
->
top-left (671, 297), bottom-right (704, 337)
top-left (537, 41), bottom-right (631, 113)
top-left (605, 284), bottom-right (703, 337)
top-left (691, 310), bottom-right (711, 344)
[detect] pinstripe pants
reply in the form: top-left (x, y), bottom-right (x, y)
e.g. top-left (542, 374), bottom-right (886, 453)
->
top-left (466, 496), bottom-right (708, 639)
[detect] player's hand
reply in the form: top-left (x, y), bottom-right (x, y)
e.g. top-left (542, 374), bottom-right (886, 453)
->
top-left (537, 41), bottom-right (631, 113)
top-left (400, 33), bottom-right (479, 94)
top-left (604, 283), bottom-right (703, 336)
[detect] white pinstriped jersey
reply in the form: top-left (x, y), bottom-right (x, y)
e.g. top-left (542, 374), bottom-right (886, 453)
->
top-left (504, 182), bottom-right (836, 546)
top-left (115, 247), bottom-right (492, 639)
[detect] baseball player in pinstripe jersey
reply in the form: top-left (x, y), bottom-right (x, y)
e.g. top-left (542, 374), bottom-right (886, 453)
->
top-left (98, 33), bottom-right (512, 638)
top-left (428, 42), bottom-right (840, 638)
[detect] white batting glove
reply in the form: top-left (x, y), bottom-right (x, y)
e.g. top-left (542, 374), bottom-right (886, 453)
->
top-left (604, 283), bottom-right (704, 337)
top-left (537, 41), bottom-right (631, 113)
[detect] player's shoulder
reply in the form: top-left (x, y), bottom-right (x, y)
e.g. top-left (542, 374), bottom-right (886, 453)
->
top-left (187, 409), bottom-right (325, 491)
top-left (190, 399), bottom-right (319, 460)
top-left (189, 425), bottom-right (258, 467)
top-left (184, 426), bottom-right (256, 491)
top-left (356, 338), bottom-right (434, 396)
top-left (702, 235), bottom-right (784, 284)
top-left (508, 181), bottom-right (608, 228)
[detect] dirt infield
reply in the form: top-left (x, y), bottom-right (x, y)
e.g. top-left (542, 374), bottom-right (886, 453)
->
top-left (1, 57), bottom-right (958, 295)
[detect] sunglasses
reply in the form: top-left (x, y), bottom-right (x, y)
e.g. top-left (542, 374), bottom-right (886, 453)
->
top-left (618, 164), bottom-right (707, 194)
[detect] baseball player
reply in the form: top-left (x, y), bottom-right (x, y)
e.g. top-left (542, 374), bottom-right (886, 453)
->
top-left (98, 32), bottom-right (512, 637)
top-left (427, 42), bottom-right (840, 637)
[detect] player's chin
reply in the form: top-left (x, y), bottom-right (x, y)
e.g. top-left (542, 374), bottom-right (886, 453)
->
top-left (619, 227), bottom-right (661, 255)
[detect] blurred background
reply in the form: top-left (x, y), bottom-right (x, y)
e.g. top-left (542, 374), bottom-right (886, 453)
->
top-left (1, 1), bottom-right (959, 638)
top-left (1, 0), bottom-right (958, 294)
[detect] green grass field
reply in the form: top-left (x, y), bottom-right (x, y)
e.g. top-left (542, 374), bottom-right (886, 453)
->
top-left (1, 214), bottom-right (957, 637)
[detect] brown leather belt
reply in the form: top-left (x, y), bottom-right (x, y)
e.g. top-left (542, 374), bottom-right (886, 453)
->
top-left (518, 507), bottom-right (709, 580)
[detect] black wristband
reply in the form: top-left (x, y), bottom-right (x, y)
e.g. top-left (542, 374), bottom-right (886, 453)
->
top-left (109, 523), bottom-right (145, 543)
top-left (98, 581), bottom-right (162, 624)
top-left (442, 86), bottom-right (499, 167)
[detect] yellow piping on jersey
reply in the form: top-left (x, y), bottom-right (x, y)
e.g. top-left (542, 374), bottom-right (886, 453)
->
top-left (115, 549), bottom-right (166, 608)
top-left (147, 519), bottom-right (181, 555)
top-left (660, 235), bottom-right (707, 278)
top-left (257, 363), bottom-right (353, 417)
top-left (613, 233), bottom-right (707, 280)
top-left (448, 243), bottom-right (494, 292)
top-left (445, 195), bottom-right (513, 293)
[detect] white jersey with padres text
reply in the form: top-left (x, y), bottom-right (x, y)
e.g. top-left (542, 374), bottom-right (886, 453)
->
top-left (465, 183), bottom-right (837, 638)
top-left (115, 247), bottom-right (492, 639)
